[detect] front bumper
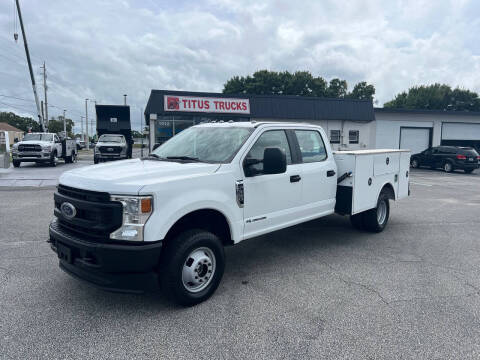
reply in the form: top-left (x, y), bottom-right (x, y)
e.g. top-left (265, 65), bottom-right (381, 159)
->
top-left (48, 220), bottom-right (162, 293)
top-left (12, 151), bottom-right (51, 161)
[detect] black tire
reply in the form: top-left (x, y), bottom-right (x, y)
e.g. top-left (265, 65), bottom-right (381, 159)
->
top-left (464, 169), bottom-right (474, 174)
top-left (12, 160), bottom-right (20, 168)
top-left (71, 152), bottom-right (77, 163)
top-left (49, 152), bottom-right (57, 167)
top-left (363, 191), bottom-right (390, 233)
top-left (94, 157), bottom-right (99, 164)
top-left (443, 161), bottom-right (453, 173)
top-left (410, 158), bottom-right (419, 169)
top-left (350, 213), bottom-right (364, 230)
top-left (159, 229), bottom-right (225, 306)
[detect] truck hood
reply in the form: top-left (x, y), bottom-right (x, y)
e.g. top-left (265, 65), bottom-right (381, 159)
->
top-left (17, 140), bottom-right (52, 146)
top-left (59, 158), bottom-right (221, 194)
top-left (96, 142), bottom-right (126, 147)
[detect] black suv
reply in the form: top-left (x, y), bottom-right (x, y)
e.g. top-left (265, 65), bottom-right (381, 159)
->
top-left (411, 146), bottom-right (480, 173)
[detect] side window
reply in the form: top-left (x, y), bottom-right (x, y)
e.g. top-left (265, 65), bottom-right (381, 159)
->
top-left (349, 130), bottom-right (359, 144)
top-left (54, 135), bottom-right (59, 143)
top-left (330, 130), bottom-right (340, 144)
top-left (245, 130), bottom-right (291, 174)
top-left (295, 130), bottom-right (327, 163)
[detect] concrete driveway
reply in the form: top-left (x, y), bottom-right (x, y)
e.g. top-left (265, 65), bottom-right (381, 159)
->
top-left (0, 169), bottom-right (479, 359)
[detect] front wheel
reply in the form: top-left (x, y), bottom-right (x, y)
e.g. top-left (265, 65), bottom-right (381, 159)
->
top-left (159, 229), bottom-right (225, 306)
top-left (50, 152), bottom-right (58, 167)
top-left (362, 191), bottom-right (390, 233)
top-left (444, 161), bottom-right (453, 173)
top-left (411, 158), bottom-right (419, 168)
top-left (12, 160), bottom-right (20, 168)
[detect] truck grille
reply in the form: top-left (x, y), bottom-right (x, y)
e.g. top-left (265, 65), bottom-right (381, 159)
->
top-left (18, 144), bottom-right (42, 152)
top-left (54, 185), bottom-right (123, 241)
top-left (99, 146), bottom-right (122, 154)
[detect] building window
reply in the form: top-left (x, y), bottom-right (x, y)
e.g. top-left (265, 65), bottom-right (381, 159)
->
top-left (349, 130), bottom-right (359, 144)
top-left (330, 130), bottom-right (340, 144)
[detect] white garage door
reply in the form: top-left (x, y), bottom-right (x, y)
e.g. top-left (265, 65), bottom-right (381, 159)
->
top-left (442, 123), bottom-right (480, 140)
top-left (400, 128), bottom-right (431, 154)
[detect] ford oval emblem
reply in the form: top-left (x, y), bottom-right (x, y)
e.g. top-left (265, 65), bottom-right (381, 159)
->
top-left (60, 202), bottom-right (76, 219)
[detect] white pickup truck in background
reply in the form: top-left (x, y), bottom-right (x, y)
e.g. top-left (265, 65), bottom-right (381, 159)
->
top-left (12, 132), bottom-right (77, 167)
top-left (49, 122), bottom-right (410, 305)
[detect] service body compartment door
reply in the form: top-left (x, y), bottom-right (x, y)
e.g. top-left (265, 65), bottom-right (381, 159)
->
top-left (352, 155), bottom-right (376, 214)
top-left (398, 152), bottom-right (411, 199)
top-left (374, 153), bottom-right (400, 176)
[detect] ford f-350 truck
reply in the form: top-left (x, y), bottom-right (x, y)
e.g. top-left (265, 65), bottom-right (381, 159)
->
top-left (48, 122), bottom-right (410, 305)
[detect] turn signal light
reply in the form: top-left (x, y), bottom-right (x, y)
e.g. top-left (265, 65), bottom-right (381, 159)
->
top-left (456, 154), bottom-right (467, 160)
top-left (141, 198), bottom-right (152, 213)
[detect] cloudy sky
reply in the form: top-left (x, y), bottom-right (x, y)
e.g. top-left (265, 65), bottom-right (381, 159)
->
top-left (0, 0), bottom-right (479, 132)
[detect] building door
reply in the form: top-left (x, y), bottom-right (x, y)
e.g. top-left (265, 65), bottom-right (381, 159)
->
top-left (399, 127), bottom-right (432, 154)
top-left (441, 123), bottom-right (480, 152)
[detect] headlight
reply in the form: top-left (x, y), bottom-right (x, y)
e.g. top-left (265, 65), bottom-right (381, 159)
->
top-left (12, 144), bottom-right (19, 150)
top-left (42, 145), bottom-right (52, 151)
top-left (110, 195), bottom-right (153, 241)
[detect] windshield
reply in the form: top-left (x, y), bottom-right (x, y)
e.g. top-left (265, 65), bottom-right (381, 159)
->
top-left (98, 135), bottom-right (124, 143)
top-left (152, 126), bottom-right (253, 163)
top-left (23, 133), bottom-right (53, 141)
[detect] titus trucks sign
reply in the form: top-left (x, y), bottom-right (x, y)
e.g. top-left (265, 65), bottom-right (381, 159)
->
top-left (164, 95), bottom-right (250, 115)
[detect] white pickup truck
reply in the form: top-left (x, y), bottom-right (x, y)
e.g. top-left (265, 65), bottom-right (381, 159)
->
top-left (12, 132), bottom-right (77, 167)
top-left (49, 122), bottom-right (410, 305)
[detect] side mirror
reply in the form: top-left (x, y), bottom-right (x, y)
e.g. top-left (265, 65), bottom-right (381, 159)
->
top-left (263, 147), bottom-right (287, 175)
top-left (14, 138), bottom-right (19, 143)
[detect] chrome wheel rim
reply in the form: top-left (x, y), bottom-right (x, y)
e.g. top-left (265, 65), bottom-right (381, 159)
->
top-left (377, 200), bottom-right (387, 225)
top-left (182, 247), bottom-right (216, 293)
top-left (445, 163), bottom-right (452, 172)
top-left (411, 160), bottom-right (418, 168)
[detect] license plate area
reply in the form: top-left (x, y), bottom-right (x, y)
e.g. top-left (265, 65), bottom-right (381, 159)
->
top-left (57, 242), bottom-right (73, 264)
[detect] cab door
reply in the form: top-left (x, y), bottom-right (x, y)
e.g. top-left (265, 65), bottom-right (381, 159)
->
top-left (293, 129), bottom-right (337, 217)
top-left (54, 135), bottom-right (62, 156)
top-left (241, 129), bottom-right (303, 239)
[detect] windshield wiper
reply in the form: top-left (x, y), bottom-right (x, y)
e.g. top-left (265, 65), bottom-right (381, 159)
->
top-left (166, 156), bottom-right (200, 162)
top-left (143, 153), bottom-right (166, 161)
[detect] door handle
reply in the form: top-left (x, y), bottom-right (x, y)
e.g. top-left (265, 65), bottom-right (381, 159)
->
top-left (290, 175), bottom-right (301, 183)
top-left (327, 170), bottom-right (336, 177)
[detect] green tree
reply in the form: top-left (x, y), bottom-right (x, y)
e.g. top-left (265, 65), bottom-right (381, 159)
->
top-left (223, 70), bottom-right (373, 100)
top-left (47, 116), bottom-right (75, 137)
top-left (348, 81), bottom-right (376, 100)
top-left (384, 84), bottom-right (480, 111)
top-left (0, 111), bottom-right (40, 132)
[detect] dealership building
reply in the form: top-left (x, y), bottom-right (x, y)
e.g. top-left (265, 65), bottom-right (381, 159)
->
top-left (145, 90), bottom-right (480, 154)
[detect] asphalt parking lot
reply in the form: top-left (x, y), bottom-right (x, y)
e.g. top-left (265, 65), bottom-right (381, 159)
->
top-left (1, 168), bottom-right (479, 359)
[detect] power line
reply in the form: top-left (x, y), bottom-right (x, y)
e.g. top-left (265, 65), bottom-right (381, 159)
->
top-left (0, 100), bottom-right (36, 113)
top-left (0, 94), bottom-right (34, 102)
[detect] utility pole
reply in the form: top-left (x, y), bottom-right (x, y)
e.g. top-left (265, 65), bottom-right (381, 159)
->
top-left (85, 98), bottom-right (89, 148)
top-left (15, 0), bottom-right (44, 131)
top-left (41, 61), bottom-right (48, 127)
top-left (89, 99), bottom-right (97, 139)
top-left (41, 100), bottom-right (44, 121)
top-left (123, 94), bottom-right (127, 106)
top-left (80, 116), bottom-right (84, 142)
top-left (63, 109), bottom-right (67, 136)
top-left (140, 108), bottom-right (144, 157)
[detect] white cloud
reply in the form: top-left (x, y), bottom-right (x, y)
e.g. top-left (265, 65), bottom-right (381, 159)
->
top-left (0, 0), bottom-right (479, 132)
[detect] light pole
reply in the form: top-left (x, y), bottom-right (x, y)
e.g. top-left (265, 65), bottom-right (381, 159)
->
top-left (80, 116), bottom-right (84, 143)
top-left (89, 99), bottom-right (97, 140)
top-left (123, 94), bottom-right (127, 106)
top-left (85, 98), bottom-right (89, 148)
top-left (63, 109), bottom-right (66, 137)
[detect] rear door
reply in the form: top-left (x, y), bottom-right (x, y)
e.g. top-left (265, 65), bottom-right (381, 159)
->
top-left (293, 128), bottom-right (337, 218)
